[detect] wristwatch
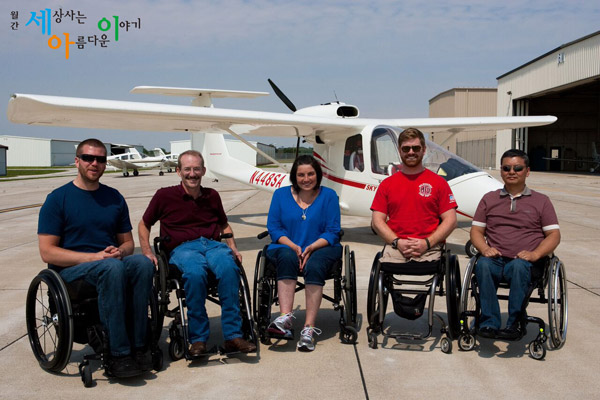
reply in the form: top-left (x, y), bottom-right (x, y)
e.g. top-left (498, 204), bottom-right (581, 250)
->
top-left (391, 237), bottom-right (400, 250)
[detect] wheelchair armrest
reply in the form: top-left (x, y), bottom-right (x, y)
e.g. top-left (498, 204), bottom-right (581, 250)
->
top-left (153, 236), bottom-right (171, 254)
top-left (257, 230), bottom-right (269, 240)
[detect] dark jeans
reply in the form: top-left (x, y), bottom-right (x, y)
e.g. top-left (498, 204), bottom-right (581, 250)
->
top-left (59, 255), bottom-right (155, 356)
top-left (267, 245), bottom-right (342, 286)
top-left (475, 256), bottom-right (532, 330)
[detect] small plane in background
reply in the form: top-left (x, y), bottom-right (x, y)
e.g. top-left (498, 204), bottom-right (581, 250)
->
top-left (543, 142), bottom-right (600, 173)
top-left (6, 81), bottom-right (557, 252)
top-left (107, 147), bottom-right (175, 177)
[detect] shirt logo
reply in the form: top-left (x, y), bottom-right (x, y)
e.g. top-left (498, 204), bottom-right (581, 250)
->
top-left (419, 183), bottom-right (432, 197)
top-left (449, 194), bottom-right (455, 202)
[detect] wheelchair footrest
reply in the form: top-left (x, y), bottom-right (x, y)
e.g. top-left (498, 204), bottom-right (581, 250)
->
top-left (385, 331), bottom-right (429, 341)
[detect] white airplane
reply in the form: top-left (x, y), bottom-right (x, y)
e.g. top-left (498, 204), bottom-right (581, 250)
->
top-left (6, 82), bottom-right (556, 228)
top-left (543, 142), bottom-right (600, 173)
top-left (106, 146), bottom-right (171, 177)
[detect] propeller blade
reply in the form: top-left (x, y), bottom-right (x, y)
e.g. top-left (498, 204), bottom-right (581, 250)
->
top-left (268, 78), bottom-right (297, 112)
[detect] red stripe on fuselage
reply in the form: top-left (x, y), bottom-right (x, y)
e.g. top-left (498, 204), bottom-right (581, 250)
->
top-left (323, 172), bottom-right (367, 189)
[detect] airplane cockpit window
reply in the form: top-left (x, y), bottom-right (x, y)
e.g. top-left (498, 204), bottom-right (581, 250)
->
top-left (423, 140), bottom-right (479, 181)
top-left (343, 134), bottom-right (364, 172)
top-left (370, 127), bottom-right (400, 175)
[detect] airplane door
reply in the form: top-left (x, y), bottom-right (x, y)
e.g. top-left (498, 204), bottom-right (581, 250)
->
top-left (369, 127), bottom-right (401, 180)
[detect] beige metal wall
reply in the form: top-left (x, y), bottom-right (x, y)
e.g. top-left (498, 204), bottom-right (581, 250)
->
top-left (429, 88), bottom-right (497, 168)
top-left (496, 31), bottom-right (600, 167)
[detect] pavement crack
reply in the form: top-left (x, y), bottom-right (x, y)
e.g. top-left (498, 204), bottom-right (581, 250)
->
top-left (0, 333), bottom-right (26, 352)
top-left (353, 343), bottom-right (370, 399)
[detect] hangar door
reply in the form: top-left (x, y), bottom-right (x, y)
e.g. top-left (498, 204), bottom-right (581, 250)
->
top-left (524, 80), bottom-right (600, 172)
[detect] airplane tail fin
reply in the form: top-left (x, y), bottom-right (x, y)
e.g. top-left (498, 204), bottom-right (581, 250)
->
top-left (192, 132), bottom-right (253, 181)
top-left (191, 132), bottom-right (288, 192)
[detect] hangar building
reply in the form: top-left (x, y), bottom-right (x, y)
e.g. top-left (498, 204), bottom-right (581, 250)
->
top-left (431, 30), bottom-right (600, 172)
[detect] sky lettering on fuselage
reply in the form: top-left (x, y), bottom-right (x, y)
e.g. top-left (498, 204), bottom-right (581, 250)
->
top-left (249, 170), bottom-right (286, 188)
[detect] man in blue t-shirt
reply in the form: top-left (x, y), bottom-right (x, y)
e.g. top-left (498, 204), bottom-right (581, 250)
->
top-left (37, 138), bottom-right (155, 378)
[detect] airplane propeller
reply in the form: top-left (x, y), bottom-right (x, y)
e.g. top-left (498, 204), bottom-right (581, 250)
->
top-left (268, 78), bottom-right (301, 158)
top-left (268, 78), bottom-right (297, 112)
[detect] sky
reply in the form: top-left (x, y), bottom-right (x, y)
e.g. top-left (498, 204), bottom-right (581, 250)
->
top-left (2, 1), bottom-right (599, 150)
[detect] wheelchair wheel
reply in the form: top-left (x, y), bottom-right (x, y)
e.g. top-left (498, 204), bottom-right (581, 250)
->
top-left (440, 336), bottom-right (452, 354)
top-left (459, 257), bottom-right (479, 334)
top-left (238, 265), bottom-right (258, 347)
top-left (444, 253), bottom-right (461, 339)
top-left (79, 361), bottom-right (93, 387)
top-left (155, 251), bottom-right (169, 329)
top-left (458, 333), bottom-right (476, 351)
top-left (343, 245), bottom-right (357, 329)
top-left (148, 285), bottom-right (163, 346)
top-left (367, 254), bottom-right (388, 332)
top-left (26, 269), bottom-right (74, 373)
top-left (253, 249), bottom-right (275, 344)
top-left (547, 258), bottom-right (568, 349)
top-left (168, 328), bottom-right (185, 361)
top-left (529, 340), bottom-right (546, 360)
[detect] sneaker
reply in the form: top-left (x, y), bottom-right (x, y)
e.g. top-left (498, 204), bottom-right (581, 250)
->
top-left (106, 355), bottom-right (142, 378)
top-left (267, 312), bottom-right (295, 339)
top-left (297, 326), bottom-right (322, 352)
top-left (134, 348), bottom-right (153, 372)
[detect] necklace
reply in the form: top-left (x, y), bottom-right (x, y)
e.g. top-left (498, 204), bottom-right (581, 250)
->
top-left (301, 205), bottom-right (309, 220)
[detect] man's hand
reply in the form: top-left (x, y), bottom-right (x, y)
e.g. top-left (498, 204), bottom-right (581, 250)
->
top-left (405, 237), bottom-right (428, 257)
top-left (481, 247), bottom-right (502, 258)
top-left (232, 249), bottom-right (243, 264)
top-left (101, 245), bottom-right (124, 260)
top-left (142, 249), bottom-right (158, 266)
top-left (516, 250), bottom-right (539, 262)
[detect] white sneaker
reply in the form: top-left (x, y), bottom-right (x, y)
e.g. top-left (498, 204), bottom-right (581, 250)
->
top-left (297, 326), bottom-right (322, 352)
top-left (267, 312), bottom-right (295, 339)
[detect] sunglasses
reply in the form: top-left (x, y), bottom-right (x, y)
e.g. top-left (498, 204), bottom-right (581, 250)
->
top-left (501, 165), bottom-right (525, 172)
top-left (400, 145), bottom-right (422, 153)
top-left (78, 154), bottom-right (107, 164)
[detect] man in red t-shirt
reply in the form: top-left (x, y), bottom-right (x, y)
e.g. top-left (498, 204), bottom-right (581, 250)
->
top-left (371, 128), bottom-right (457, 263)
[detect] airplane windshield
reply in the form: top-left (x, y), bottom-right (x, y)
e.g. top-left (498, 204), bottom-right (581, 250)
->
top-left (423, 140), bottom-right (480, 181)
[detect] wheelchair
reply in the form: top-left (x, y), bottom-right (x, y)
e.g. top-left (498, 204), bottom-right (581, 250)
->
top-left (253, 231), bottom-right (358, 345)
top-left (25, 268), bottom-right (163, 387)
top-left (153, 235), bottom-right (257, 360)
top-left (366, 245), bottom-right (461, 353)
top-left (457, 254), bottom-right (568, 360)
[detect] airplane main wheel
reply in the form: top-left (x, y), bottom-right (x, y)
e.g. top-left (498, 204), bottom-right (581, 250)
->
top-left (159, 171), bottom-right (164, 176)
top-left (133, 170), bottom-right (139, 176)
top-left (465, 240), bottom-right (478, 258)
top-left (123, 172), bottom-right (129, 177)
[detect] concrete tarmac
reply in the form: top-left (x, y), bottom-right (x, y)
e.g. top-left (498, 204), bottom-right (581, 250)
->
top-left (0, 169), bottom-right (598, 399)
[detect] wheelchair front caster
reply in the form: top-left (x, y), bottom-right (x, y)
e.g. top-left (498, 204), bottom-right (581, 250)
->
top-left (368, 332), bottom-right (378, 349)
top-left (153, 349), bottom-right (164, 371)
top-left (79, 362), bottom-right (93, 388)
top-left (340, 326), bottom-right (358, 344)
top-left (529, 340), bottom-right (546, 360)
top-left (440, 336), bottom-right (452, 353)
top-left (169, 337), bottom-right (184, 361)
top-left (458, 333), bottom-right (476, 351)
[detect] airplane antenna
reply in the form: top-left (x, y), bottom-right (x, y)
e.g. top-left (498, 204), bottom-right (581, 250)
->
top-left (333, 90), bottom-right (339, 103)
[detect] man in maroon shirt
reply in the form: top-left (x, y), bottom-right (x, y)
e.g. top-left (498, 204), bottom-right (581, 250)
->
top-left (139, 150), bottom-right (256, 356)
top-left (471, 149), bottom-right (560, 339)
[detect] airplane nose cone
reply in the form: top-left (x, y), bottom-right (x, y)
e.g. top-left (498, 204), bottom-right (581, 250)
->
top-left (449, 172), bottom-right (503, 220)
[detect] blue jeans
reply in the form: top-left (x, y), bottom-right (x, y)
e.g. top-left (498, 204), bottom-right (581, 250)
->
top-left (266, 245), bottom-right (342, 286)
top-left (58, 255), bottom-right (155, 357)
top-left (475, 256), bottom-right (532, 330)
top-left (169, 237), bottom-right (242, 343)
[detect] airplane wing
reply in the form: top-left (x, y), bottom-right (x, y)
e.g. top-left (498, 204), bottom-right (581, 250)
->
top-left (543, 157), bottom-right (599, 164)
top-left (107, 158), bottom-right (138, 170)
top-left (7, 93), bottom-right (557, 139)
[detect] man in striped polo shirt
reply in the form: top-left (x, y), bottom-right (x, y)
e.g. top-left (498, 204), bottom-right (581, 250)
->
top-left (470, 149), bottom-right (561, 340)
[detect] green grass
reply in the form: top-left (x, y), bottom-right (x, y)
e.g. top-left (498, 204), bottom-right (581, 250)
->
top-left (3, 167), bottom-right (69, 178)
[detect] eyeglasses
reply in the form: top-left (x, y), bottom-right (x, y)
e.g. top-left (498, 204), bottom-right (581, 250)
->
top-left (78, 154), bottom-right (107, 164)
top-left (400, 145), bottom-right (422, 153)
top-left (501, 165), bottom-right (525, 172)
